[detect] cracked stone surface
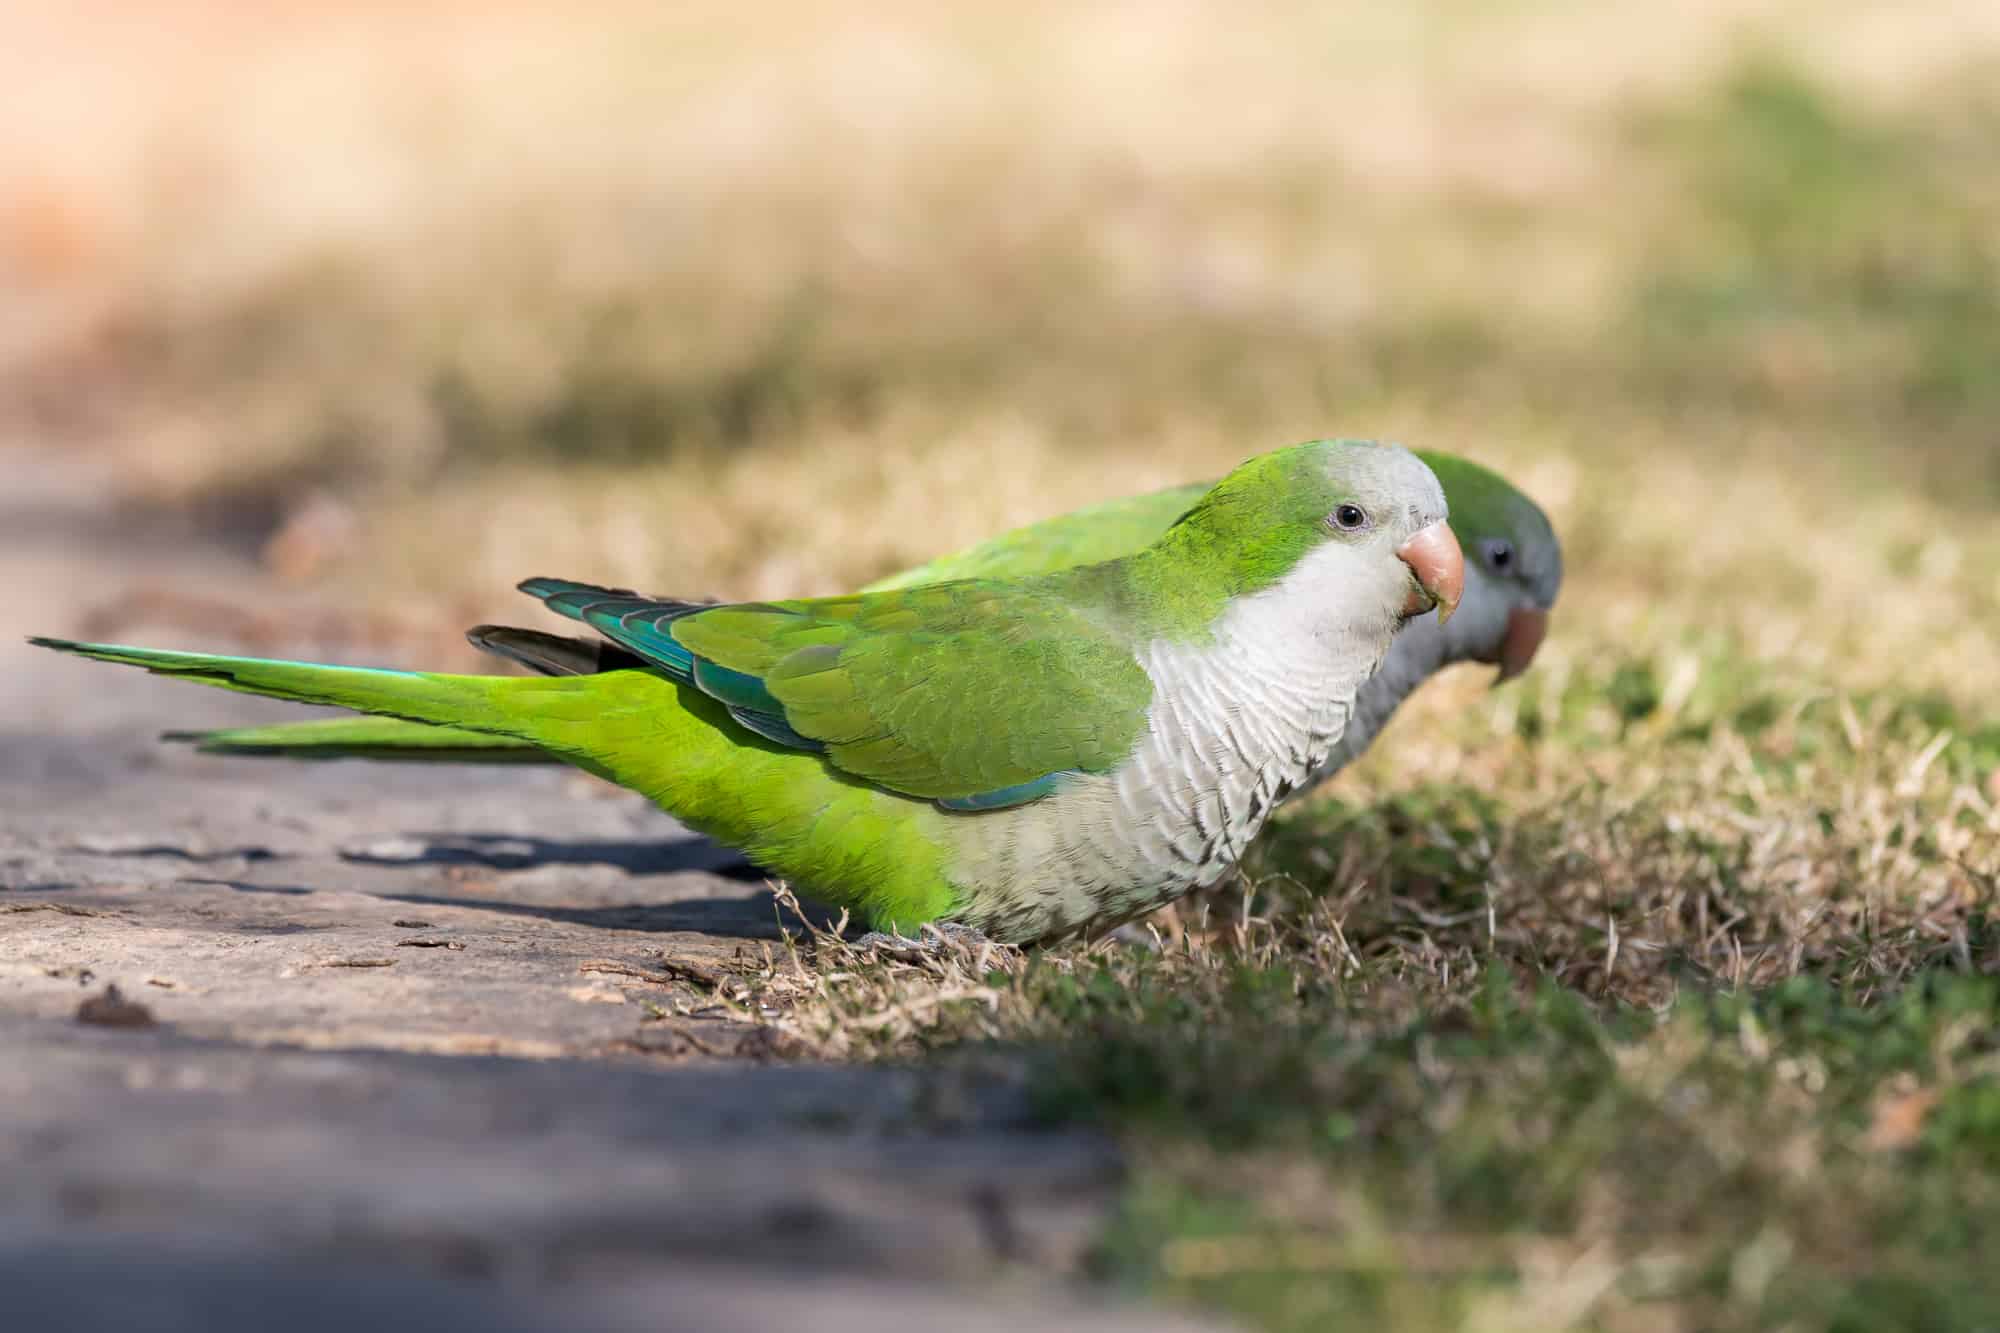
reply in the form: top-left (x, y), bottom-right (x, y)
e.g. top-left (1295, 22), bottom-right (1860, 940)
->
top-left (0, 448), bottom-right (1231, 1332)
top-left (3, 733), bottom-right (803, 1062)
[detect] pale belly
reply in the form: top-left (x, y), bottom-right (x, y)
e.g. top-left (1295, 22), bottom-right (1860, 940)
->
top-left (947, 636), bottom-right (1366, 943)
top-left (934, 533), bottom-right (1409, 943)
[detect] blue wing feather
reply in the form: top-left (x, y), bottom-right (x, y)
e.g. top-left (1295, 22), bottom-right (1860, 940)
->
top-left (692, 657), bottom-right (786, 714)
top-left (726, 705), bottom-right (827, 751)
top-left (936, 771), bottom-right (1072, 811)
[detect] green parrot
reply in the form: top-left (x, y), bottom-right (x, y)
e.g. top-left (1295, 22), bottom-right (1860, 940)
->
top-left (32, 439), bottom-right (1462, 944)
top-left (872, 451), bottom-right (1561, 784)
top-left (178, 451), bottom-right (1561, 793)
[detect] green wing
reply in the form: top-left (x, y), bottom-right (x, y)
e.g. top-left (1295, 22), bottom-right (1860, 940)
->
top-left (524, 577), bottom-right (1153, 808)
top-left (862, 483), bottom-right (1209, 591)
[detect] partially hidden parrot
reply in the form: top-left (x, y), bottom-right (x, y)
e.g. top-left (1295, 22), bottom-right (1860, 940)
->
top-left (181, 451), bottom-right (1562, 794)
top-left (33, 440), bottom-right (1463, 943)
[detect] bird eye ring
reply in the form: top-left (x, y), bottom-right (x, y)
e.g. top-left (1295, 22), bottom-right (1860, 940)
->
top-left (1482, 539), bottom-right (1515, 571)
top-left (1329, 504), bottom-right (1368, 532)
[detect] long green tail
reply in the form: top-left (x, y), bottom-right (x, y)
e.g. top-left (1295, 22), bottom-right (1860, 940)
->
top-left (31, 638), bottom-right (585, 750)
top-left (32, 636), bottom-right (963, 929)
top-left (170, 715), bottom-right (559, 762)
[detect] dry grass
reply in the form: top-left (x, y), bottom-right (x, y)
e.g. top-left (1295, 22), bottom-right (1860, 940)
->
top-left (711, 679), bottom-right (1999, 1328)
top-left (7, 3), bottom-right (2000, 1328)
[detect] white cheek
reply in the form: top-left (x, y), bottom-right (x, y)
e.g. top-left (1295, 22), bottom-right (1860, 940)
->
top-left (1284, 539), bottom-right (1403, 637)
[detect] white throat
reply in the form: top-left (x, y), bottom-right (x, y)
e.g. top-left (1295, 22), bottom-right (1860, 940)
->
top-left (1083, 540), bottom-right (1409, 902)
top-left (951, 539), bottom-right (1414, 941)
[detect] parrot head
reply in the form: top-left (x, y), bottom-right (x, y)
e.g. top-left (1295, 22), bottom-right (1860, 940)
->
top-left (1415, 451), bottom-right (1564, 683)
top-left (1178, 439), bottom-right (1465, 632)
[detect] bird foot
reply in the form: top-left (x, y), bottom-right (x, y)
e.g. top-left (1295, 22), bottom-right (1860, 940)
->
top-left (852, 920), bottom-right (998, 960)
top-left (1106, 922), bottom-right (1165, 952)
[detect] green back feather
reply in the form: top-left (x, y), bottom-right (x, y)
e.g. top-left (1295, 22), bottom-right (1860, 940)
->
top-left (862, 485), bottom-right (1209, 591)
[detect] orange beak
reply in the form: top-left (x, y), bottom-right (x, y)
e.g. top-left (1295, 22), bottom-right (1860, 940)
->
top-left (1395, 522), bottom-right (1464, 626)
top-left (1496, 606), bottom-right (1550, 682)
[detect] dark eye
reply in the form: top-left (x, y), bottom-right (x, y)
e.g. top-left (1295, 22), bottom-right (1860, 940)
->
top-left (1329, 504), bottom-right (1368, 532)
top-left (1482, 539), bottom-right (1515, 571)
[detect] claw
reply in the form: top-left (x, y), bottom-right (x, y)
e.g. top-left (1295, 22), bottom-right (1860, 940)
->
top-left (853, 921), bottom-right (999, 960)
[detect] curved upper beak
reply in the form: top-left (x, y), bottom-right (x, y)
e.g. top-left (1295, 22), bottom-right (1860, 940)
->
top-left (1395, 522), bottom-right (1464, 626)
top-left (1495, 606), bottom-right (1550, 682)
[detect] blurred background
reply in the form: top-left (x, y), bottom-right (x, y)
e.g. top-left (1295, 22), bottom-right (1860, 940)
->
top-left (5, 0), bottom-right (1998, 705)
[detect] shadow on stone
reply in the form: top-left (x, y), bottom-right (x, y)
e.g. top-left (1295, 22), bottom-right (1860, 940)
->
top-left (380, 888), bottom-right (842, 941)
top-left (67, 841), bottom-right (284, 864)
top-left (341, 831), bottom-right (761, 879)
top-left (179, 878), bottom-right (317, 896)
